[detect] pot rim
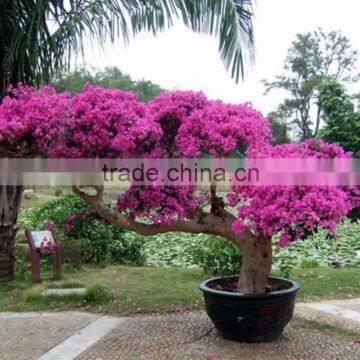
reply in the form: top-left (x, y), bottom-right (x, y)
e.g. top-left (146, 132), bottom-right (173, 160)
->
top-left (199, 275), bottom-right (300, 299)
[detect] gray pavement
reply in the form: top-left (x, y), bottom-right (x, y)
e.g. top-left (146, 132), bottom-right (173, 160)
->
top-left (0, 299), bottom-right (360, 360)
top-left (75, 310), bottom-right (360, 360)
top-left (0, 312), bottom-right (98, 360)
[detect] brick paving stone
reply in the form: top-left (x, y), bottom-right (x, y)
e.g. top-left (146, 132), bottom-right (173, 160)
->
top-left (0, 311), bottom-right (98, 360)
top-left (76, 311), bottom-right (360, 360)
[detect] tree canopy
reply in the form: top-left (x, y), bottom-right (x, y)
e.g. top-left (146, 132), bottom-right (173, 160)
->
top-left (318, 81), bottom-right (360, 155)
top-left (53, 67), bottom-right (164, 102)
top-left (0, 84), bottom-right (356, 244)
top-left (264, 29), bottom-right (359, 140)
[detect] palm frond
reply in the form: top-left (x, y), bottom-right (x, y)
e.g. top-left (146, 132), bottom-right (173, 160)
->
top-left (178, 0), bottom-right (255, 81)
top-left (0, 0), bottom-right (255, 96)
top-left (128, 0), bottom-right (255, 81)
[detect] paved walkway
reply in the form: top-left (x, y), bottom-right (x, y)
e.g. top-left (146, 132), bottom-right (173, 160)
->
top-left (76, 311), bottom-right (360, 360)
top-left (0, 312), bottom-right (98, 360)
top-left (0, 299), bottom-right (359, 360)
top-left (296, 298), bottom-right (360, 333)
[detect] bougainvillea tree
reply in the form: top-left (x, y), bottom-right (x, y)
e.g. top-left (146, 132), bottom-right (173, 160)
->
top-left (0, 84), bottom-right (358, 292)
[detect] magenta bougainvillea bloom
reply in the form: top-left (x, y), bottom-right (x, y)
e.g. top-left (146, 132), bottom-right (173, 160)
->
top-left (44, 219), bottom-right (56, 233)
top-left (230, 140), bottom-right (354, 247)
top-left (176, 101), bottom-right (272, 157)
top-left (64, 85), bottom-right (162, 158)
top-left (0, 84), bottom-right (357, 249)
top-left (0, 84), bottom-right (70, 156)
top-left (38, 236), bottom-right (58, 255)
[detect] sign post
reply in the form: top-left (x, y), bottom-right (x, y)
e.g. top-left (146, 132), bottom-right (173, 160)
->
top-left (25, 229), bottom-right (61, 282)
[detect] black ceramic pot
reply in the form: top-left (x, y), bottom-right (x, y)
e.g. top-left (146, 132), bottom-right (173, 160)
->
top-left (199, 276), bottom-right (300, 342)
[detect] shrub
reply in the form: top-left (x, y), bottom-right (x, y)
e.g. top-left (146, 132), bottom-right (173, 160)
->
top-left (190, 235), bottom-right (242, 276)
top-left (108, 234), bottom-right (145, 266)
top-left (60, 236), bottom-right (84, 269)
top-left (24, 193), bottom-right (145, 266)
top-left (300, 258), bottom-right (320, 269)
top-left (15, 243), bottom-right (31, 280)
top-left (84, 283), bottom-right (113, 304)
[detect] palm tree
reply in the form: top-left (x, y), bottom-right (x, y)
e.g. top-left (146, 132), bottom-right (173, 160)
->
top-left (0, 0), bottom-right (255, 281)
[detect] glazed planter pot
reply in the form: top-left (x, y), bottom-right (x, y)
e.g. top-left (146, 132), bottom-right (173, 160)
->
top-left (199, 276), bottom-right (300, 342)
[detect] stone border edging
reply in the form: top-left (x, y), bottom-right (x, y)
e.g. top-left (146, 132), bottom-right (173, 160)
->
top-left (38, 315), bottom-right (126, 360)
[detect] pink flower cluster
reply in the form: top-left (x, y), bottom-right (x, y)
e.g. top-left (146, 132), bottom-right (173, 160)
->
top-left (147, 91), bottom-right (272, 157)
top-left (0, 84), bottom-right (69, 156)
top-left (44, 219), bottom-right (56, 233)
top-left (62, 209), bottom-right (92, 233)
top-left (230, 140), bottom-right (354, 247)
top-left (0, 84), bottom-right (358, 246)
top-left (38, 236), bottom-right (58, 254)
top-left (117, 186), bottom-right (202, 225)
top-left (247, 139), bottom-right (352, 158)
top-left (64, 85), bottom-right (162, 157)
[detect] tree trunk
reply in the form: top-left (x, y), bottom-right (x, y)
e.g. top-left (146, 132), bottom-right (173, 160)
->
top-left (237, 235), bottom-right (272, 294)
top-left (0, 186), bottom-right (23, 281)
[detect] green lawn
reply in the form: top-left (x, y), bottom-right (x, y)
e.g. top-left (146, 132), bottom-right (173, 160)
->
top-left (21, 187), bottom-right (72, 209)
top-left (21, 193), bottom-right (58, 209)
top-left (0, 266), bottom-right (359, 316)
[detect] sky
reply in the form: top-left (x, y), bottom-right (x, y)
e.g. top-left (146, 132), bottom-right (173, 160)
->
top-left (80, 0), bottom-right (360, 116)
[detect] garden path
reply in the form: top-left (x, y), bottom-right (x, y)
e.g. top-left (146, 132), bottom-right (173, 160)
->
top-left (0, 299), bottom-right (359, 359)
top-left (295, 298), bottom-right (360, 333)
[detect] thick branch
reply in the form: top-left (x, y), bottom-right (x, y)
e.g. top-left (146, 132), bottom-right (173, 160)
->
top-left (73, 185), bottom-right (239, 241)
top-left (210, 185), bottom-right (226, 217)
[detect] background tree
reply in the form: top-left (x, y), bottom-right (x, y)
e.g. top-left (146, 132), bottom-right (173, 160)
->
top-left (54, 67), bottom-right (164, 102)
top-left (0, 0), bottom-right (256, 281)
top-left (267, 104), bottom-right (292, 144)
top-left (318, 81), bottom-right (360, 155)
top-left (263, 29), bottom-right (359, 140)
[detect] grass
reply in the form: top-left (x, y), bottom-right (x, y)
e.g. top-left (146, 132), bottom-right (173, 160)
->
top-left (0, 265), bottom-right (359, 316)
top-left (20, 186), bottom-right (72, 209)
top-left (21, 192), bottom-right (58, 209)
top-left (285, 267), bottom-right (360, 301)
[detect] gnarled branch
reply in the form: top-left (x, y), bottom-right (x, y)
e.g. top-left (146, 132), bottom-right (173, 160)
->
top-left (72, 185), bottom-right (241, 242)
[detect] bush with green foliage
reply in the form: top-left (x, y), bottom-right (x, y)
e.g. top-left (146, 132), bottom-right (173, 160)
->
top-left (84, 283), bottom-right (113, 304)
top-left (190, 235), bottom-right (242, 276)
top-left (23, 194), bottom-right (145, 267)
top-left (60, 237), bottom-right (84, 269)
